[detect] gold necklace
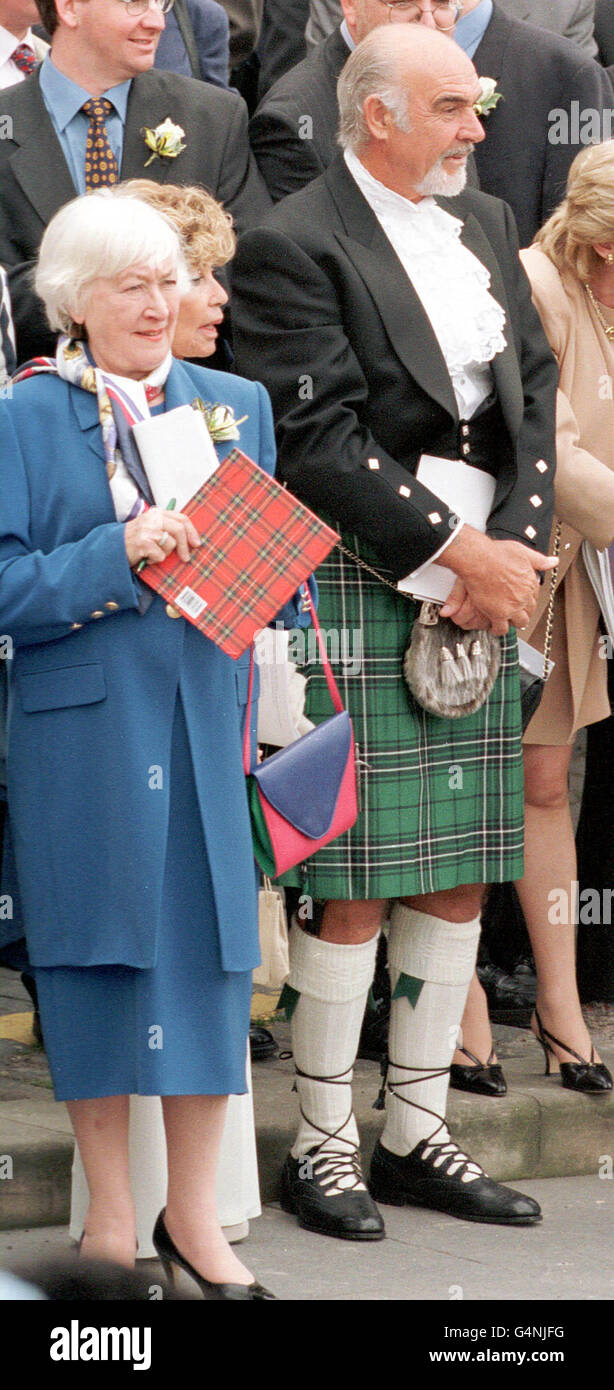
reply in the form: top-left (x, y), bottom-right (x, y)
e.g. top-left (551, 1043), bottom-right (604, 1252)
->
top-left (585, 281), bottom-right (614, 340)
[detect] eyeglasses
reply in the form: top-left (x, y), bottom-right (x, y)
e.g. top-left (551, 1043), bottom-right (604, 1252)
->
top-left (377, 1), bottom-right (461, 28)
top-left (115, 0), bottom-right (175, 16)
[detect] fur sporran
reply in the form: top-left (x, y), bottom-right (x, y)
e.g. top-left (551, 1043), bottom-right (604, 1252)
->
top-left (403, 601), bottom-right (501, 718)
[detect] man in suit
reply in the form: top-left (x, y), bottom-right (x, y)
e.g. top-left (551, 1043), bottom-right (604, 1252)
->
top-left (0, 0), bottom-right (47, 87)
top-left (0, 0), bottom-right (270, 362)
top-left (154, 0), bottom-right (230, 86)
top-left (234, 24), bottom-right (557, 1238)
top-left (250, 0), bottom-right (464, 201)
top-left (456, 1), bottom-right (613, 246)
top-left (496, 0), bottom-right (597, 55)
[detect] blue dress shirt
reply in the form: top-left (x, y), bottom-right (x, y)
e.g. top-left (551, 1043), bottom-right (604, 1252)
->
top-left (39, 55), bottom-right (131, 195)
top-left (454, 0), bottom-right (493, 57)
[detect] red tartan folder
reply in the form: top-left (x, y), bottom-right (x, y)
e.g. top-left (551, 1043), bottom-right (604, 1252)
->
top-left (139, 448), bottom-right (339, 658)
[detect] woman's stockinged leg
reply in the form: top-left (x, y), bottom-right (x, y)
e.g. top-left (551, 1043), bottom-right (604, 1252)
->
top-left (66, 1094), bottom-right (136, 1266)
top-left (162, 1093), bottom-right (254, 1287)
top-left (517, 742), bottom-right (602, 1063)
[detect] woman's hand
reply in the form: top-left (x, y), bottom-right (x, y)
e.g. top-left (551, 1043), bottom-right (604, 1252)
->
top-left (124, 507), bottom-right (201, 569)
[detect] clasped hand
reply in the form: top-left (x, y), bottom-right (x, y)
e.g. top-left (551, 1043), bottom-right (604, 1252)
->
top-left (440, 531), bottom-right (559, 637)
top-left (124, 507), bottom-right (201, 569)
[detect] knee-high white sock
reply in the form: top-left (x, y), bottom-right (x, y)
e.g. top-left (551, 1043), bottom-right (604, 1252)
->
top-left (381, 904), bottom-right (480, 1157)
top-left (287, 923), bottom-right (379, 1160)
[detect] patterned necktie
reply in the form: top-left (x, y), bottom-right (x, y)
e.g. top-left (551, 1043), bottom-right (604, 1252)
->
top-left (12, 43), bottom-right (36, 76)
top-left (82, 98), bottom-right (119, 190)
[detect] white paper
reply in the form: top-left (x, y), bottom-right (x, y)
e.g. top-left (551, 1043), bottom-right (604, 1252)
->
top-left (254, 627), bottom-right (314, 747)
top-left (132, 404), bottom-right (219, 511)
top-left (398, 454), bottom-right (496, 602)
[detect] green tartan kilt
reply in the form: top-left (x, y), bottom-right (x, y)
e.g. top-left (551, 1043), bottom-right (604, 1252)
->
top-left (283, 534), bottom-right (525, 901)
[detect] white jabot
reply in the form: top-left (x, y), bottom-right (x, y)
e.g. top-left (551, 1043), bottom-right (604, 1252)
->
top-left (344, 149), bottom-right (506, 419)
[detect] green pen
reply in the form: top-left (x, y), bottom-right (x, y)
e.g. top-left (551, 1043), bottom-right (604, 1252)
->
top-left (136, 497), bottom-right (177, 573)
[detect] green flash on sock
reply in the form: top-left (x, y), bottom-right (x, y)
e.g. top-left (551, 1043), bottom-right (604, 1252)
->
top-left (391, 973), bottom-right (424, 1009)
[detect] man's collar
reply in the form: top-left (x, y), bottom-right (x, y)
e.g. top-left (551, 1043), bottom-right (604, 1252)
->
top-left (0, 23), bottom-right (34, 65)
top-left (39, 53), bottom-right (131, 131)
top-left (340, 18), bottom-right (354, 51)
top-left (454, 0), bottom-right (493, 55)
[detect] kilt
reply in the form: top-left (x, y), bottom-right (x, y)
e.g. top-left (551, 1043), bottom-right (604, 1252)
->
top-left (284, 535), bottom-right (525, 901)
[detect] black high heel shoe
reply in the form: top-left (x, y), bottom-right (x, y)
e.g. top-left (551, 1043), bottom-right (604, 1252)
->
top-left (531, 1008), bottom-right (613, 1093)
top-left (450, 1045), bottom-right (507, 1097)
top-left (152, 1210), bottom-right (277, 1300)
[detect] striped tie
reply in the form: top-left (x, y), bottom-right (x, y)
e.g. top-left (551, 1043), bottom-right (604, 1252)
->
top-left (82, 98), bottom-right (119, 191)
top-left (12, 43), bottom-right (36, 76)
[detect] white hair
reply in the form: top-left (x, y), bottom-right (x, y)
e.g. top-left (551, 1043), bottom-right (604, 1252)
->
top-left (35, 190), bottom-right (191, 336)
top-left (337, 31), bottom-right (412, 152)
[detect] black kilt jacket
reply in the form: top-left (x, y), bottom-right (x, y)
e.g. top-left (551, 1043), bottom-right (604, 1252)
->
top-left (231, 154), bottom-right (558, 580)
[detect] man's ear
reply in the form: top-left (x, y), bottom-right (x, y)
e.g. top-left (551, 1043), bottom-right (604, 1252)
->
top-left (54, 0), bottom-right (81, 30)
top-left (363, 93), bottom-right (395, 143)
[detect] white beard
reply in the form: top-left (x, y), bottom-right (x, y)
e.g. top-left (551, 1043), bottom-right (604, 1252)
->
top-left (416, 161), bottom-right (468, 197)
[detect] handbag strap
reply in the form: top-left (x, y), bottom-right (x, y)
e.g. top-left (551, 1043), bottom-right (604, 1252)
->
top-left (542, 520), bottom-right (561, 679)
top-left (338, 529), bottom-right (561, 681)
top-left (242, 587), bottom-right (346, 774)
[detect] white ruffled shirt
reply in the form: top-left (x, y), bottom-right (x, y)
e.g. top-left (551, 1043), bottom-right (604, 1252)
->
top-left (344, 149), bottom-right (506, 420)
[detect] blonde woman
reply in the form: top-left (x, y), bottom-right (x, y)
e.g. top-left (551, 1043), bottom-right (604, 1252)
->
top-left (455, 142), bottom-right (614, 1093)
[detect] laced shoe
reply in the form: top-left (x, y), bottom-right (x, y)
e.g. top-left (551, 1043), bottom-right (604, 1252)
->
top-left (369, 1135), bottom-right (542, 1225)
top-left (280, 1145), bottom-right (385, 1240)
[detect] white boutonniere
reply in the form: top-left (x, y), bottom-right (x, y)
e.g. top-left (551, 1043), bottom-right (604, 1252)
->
top-left (191, 398), bottom-right (247, 443)
top-left (142, 117), bottom-right (186, 166)
top-left (473, 77), bottom-right (503, 117)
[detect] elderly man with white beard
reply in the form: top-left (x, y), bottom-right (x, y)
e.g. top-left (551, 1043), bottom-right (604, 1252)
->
top-left (233, 25), bottom-right (558, 1242)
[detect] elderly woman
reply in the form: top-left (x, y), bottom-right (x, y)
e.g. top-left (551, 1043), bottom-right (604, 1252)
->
top-left (68, 181), bottom-right (263, 1259)
top-left (0, 190), bottom-right (279, 1298)
top-left (455, 141), bottom-right (614, 1094)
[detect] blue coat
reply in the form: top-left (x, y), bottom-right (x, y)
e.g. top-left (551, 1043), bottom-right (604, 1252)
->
top-left (0, 359), bottom-right (276, 972)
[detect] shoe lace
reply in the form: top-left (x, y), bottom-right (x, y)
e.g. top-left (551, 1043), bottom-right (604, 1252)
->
top-left (379, 1055), bottom-right (484, 1183)
top-left (294, 1062), bottom-right (367, 1196)
top-left (420, 1137), bottom-right (485, 1184)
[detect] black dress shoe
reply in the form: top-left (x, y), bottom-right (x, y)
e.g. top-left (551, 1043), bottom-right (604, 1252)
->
top-left (249, 1024), bottom-right (277, 1061)
top-left (450, 1046), bottom-right (507, 1097)
top-left (369, 1138), bottom-right (542, 1225)
top-left (280, 1148), bottom-right (386, 1241)
top-left (153, 1210), bottom-right (277, 1300)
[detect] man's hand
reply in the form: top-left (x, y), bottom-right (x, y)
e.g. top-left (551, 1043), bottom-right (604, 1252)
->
top-left (124, 507), bottom-right (201, 569)
top-left (439, 527), bottom-right (558, 635)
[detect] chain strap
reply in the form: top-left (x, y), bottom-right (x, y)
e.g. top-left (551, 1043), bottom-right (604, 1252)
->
top-left (542, 520), bottom-right (561, 679)
top-left (336, 540), bottom-right (402, 595)
top-left (337, 524), bottom-right (561, 682)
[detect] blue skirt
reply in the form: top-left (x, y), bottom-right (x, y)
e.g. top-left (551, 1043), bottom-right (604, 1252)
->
top-left (34, 695), bottom-right (252, 1102)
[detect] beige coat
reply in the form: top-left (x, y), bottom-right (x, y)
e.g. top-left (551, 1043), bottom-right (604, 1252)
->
top-left (520, 246), bottom-right (614, 742)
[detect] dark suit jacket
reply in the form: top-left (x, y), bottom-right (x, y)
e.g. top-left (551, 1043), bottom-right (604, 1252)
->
top-left (0, 67), bottom-right (271, 362)
top-left (595, 0), bottom-right (614, 69)
top-left (155, 0), bottom-right (230, 86)
top-left (251, 24), bottom-right (345, 200)
top-left (232, 154), bottom-right (557, 578)
top-left (256, 0), bottom-right (309, 101)
top-left (472, 4), bottom-right (613, 247)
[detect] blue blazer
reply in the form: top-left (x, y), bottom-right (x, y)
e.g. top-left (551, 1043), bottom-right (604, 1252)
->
top-left (0, 359), bottom-right (278, 972)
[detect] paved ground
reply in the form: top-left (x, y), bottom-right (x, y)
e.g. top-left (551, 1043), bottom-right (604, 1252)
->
top-left (1, 1173), bottom-right (612, 1301)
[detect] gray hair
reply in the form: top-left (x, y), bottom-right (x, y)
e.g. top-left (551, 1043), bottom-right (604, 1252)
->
top-left (337, 31), bottom-right (411, 152)
top-left (35, 190), bottom-right (190, 336)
